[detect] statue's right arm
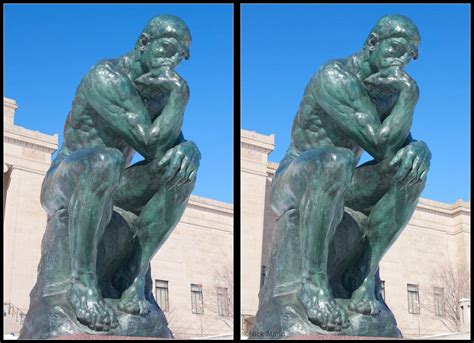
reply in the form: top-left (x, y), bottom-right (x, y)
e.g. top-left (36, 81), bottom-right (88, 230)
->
top-left (313, 64), bottom-right (386, 160)
top-left (83, 65), bottom-right (156, 160)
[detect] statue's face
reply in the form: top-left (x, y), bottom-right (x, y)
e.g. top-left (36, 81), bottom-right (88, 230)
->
top-left (369, 36), bottom-right (418, 72)
top-left (140, 36), bottom-right (187, 71)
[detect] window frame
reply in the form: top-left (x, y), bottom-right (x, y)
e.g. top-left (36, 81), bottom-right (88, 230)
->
top-left (433, 287), bottom-right (445, 316)
top-left (380, 280), bottom-right (385, 301)
top-left (191, 283), bottom-right (204, 315)
top-left (217, 287), bottom-right (228, 316)
top-left (407, 283), bottom-right (420, 315)
top-left (155, 279), bottom-right (169, 312)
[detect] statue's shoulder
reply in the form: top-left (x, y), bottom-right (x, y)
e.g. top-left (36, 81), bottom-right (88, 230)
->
top-left (79, 59), bottom-right (135, 105)
top-left (85, 59), bottom-right (129, 88)
top-left (314, 58), bottom-right (352, 83)
top-left (303, 59), bottom-right (353, 98)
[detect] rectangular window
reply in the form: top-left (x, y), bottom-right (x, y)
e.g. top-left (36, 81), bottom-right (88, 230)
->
top-left (217, 287), bottom-right (228, 316)
top-left (407, 284), bottom-right (420, 314)
top-left (260, 265), bottom-right (267, 289)
top-left (380, 280), bottom-right (385, 301)
top-left (155, 280), bottom-right (169, 312)
top-left (434, 287), bottom-right (445, 316)
top-left (191, 284), bottom-right (204, 314)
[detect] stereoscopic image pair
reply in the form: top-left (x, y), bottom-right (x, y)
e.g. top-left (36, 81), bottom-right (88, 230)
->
top-left (5, 4), bottom-right (469, 341)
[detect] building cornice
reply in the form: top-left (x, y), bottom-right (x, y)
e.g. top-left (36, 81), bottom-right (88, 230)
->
top-left (187, 195), bottom-right (233, 217)
top-left (4, 164), bottom-right (48, 176)
top-left (4, 135), bottom-right (57, 154)
top-left (241, 129), bottom-right (275, 154)
top-left (416, 198), bottom-right (470, 218)
top-left (4, 97), bottom-right (18, 110)
top-left (241, 142), bottom-right (274, 154)
top-left (266, 161), bottom-right (278, 176)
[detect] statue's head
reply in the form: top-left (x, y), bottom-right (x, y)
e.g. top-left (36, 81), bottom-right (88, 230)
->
top-left (364, 14), bottom-right (420, 71)
top-left (135, 14), bottom-right (191, 71)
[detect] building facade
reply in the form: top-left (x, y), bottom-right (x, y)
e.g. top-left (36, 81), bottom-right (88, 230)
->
top-left (241, 129), bottom-right (470, 338)
top-left (3, 98), bottom-right (234, 339)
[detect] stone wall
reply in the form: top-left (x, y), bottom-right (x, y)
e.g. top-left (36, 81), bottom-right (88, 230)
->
top-left (4, 97), bottom-right (58, 312)
top-left (240, 130), bottom-right (275, 319)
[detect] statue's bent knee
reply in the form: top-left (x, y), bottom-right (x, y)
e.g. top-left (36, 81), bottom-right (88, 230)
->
top-left (89, 147), bottom-right (124, 176)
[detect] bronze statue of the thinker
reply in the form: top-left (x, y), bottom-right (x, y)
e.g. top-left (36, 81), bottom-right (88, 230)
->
top-left (252, 14), bottom-right (431, 338)
top-left (20, 15), bottom-right (200, 339)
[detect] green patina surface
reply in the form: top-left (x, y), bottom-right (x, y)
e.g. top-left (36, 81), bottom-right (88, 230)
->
top-left (20, 15), bottom-right (200, 339)
top-left (251, 14), bottom-right (431, 339)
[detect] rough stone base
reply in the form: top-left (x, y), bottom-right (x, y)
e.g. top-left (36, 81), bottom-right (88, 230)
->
top-left (19, 290), bottom-right (172, 339)
top-left (51, 334), bottom-right (169, 340)
top-left (249, 292), bottom-right (401, 340)
top-left (283, 334), bottom-right (405, 340)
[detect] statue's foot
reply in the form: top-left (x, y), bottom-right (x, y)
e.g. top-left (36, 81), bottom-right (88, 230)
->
top-left (297, 280), bottom-right (350, 331)
top-left (117, 280), bottom-right (150, 315)
top-left (68, 281), bottom-right (118, 331)
top-left (348, 285), bottom-right (383, 315)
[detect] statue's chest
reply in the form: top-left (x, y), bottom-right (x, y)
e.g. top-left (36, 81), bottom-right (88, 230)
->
top-left (133, 83), bottom-right (169, 121)
top-left (143, 94), bottom-right (168, 120)
top-left (368, 88), bottom-right (399, 122)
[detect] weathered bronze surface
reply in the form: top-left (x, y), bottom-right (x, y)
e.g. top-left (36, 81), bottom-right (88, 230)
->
top-left (251, 14), bottom-right (431, 339)
top-left (20, 15), bottom-right (200, 339)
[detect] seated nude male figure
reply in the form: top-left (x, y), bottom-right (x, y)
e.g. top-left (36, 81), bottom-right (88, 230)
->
top-left (271, 15), bottom-right (431, 331)
top-left (40, 15), bottom-right (200, 331)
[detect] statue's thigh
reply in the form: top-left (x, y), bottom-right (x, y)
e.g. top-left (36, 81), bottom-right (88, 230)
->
top-left (115, 159), bottom-right (196, 215)
top-left (41, 147), bottom-right (123, 215)
top-left (271, 147), bottom-right (356, 217)
top-left (345, 159), bottom-right (396, 214)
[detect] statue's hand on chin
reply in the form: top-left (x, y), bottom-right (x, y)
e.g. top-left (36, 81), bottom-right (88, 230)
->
top-left (134, 67), bottom-right (186, 95)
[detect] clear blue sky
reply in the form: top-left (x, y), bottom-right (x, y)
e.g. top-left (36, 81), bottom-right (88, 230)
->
top-left (242, 4), bottom-right (470, 204)
top-left (5, 4), bottom-right (233, 204)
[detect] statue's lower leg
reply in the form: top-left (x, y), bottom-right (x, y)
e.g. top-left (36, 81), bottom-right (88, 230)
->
top-left (117, 181), bottom-right (194, 315)
top-left (67, 176), bottom-right (119, 330)
top-left (297, 170), bottom-right (353, 331)
top-left (348, 182), bottom-right (425, 315)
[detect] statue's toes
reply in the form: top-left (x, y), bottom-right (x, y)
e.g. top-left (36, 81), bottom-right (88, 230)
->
top-left (369, 301), bottom-right (382, 315)
top-left (118, 297), bottom-right (148, 316)
top-left (117, 300), bottom-right (131, 313)
top-left (308, 305), bottom-right (346, 332)
top-left (89, 304), bottom-right (117, 331)
top-left (349, 298), bottom-right (379, 316)
top-left (307, 308), bottom-right (327, 328)
top-left (138, 300), bottom-right (150, 315)
top-left (335, 306), bottom-right (350, 328)
top-left (121, 301), bottom-right (139, 315)
top-left (326, 305), bottom-right (348, 331)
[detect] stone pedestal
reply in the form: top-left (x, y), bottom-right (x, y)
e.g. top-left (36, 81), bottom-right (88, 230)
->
top-left (52, 334), bottom-right (169, 340)
top-left (283, 334), bottom-right (404, 340)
